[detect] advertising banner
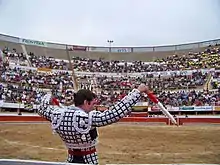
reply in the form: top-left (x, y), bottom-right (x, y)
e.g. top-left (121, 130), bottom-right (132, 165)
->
top-left (142, 68), bottom-right (215, 78)
top-left (24, 103), bottom-right (33, 111)
top-left (67, 45), bottom-right (87, 51)
top-left (150, 106), bottom-right (160, 111)
top-left (179, 106), bottom-right (195, 111)
top-left (214, 106), bottom-right (220, 111)
top-left (194, 106), bottom-right (213, 111)
top-left (19, 38), bottom-right (47, 47)
top-left (151, 106), bottom-right (179, 111)
top-left (180, 106), bottom-right (213, 111)
top-left (37, 67), bottom-right (52, 72)
top-left (111, 47), bottom-right (132, 53)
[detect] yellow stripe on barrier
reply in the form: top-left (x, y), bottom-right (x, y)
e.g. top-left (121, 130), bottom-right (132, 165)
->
top-left (214, 106), bottom-right (220, 111)
top-left (37, 67), bottom-right (52, 72)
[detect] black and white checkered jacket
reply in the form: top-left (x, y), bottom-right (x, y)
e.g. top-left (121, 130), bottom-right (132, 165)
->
top-left (38, 89), bottom-right (141, 164)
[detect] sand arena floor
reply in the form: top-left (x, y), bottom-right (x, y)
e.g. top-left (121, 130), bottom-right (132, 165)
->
top-left (0, 123), bottom-right (220, 164)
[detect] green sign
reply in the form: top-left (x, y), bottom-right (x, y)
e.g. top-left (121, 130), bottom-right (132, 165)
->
top-left (20, 38), bottom-right (47, 47)
top-left (179, 106), bottom-right (194, 111)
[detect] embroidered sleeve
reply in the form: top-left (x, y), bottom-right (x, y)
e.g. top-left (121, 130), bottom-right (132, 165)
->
top-left (91, 89), bottom-right (141, 127)
top-left (37, 94), bottom-right (54, 122)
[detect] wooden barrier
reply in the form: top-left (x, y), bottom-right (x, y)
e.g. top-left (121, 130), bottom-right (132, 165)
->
top-left (0, 115), bottom-right (46, 122)
top-left (129, 112), bottom-right (148, 117)
top-left (120, 117), bottom-right (168, 124)
top-left (179, 117), bottom-right (220, 125)
top-left (0, 115), bottom-right (220, 125)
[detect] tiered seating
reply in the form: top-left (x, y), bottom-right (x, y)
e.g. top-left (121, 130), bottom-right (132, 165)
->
top-left (1, 47), bottom-right (29, 66)
top-left (1, 41), bottom-right (220, 108)
top-left (158, 90), bottom-right (220, 107)
top-left (28, 53), bottom-right (69, 70)
top-left (0, 83), bottom-right (46, 104)
top-left (0, 66), bottom-right (75, 89)
top-left (211, 71), bottom-right (220, 89)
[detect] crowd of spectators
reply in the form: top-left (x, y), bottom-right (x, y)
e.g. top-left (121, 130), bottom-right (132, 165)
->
top-left (2, 45), bottom-right (220, 73)
top-left (72, 46), bottom-right (220, 72)
top-left (96, 71), bottom-right (208, 92)
top-left (1, 66), bottom-right (74, 89)
top-left (2, 47), bottom-right (28, 66)
top-left (157, 89), bottom-right (220, 107)
top-left (28, 52), bottom-right (69, 70)
top-left (155, 46), bottom-right (220, 70)
top-left (211, 71), bottom-right (220, 89)
top-left (0, 45), bottom-right (220, 109)
top-left (0, 83), bottom-right (46, 105)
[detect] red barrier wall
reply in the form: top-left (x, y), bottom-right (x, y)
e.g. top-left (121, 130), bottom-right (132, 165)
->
top-left (0, 115), bottom-right (46, 122)
top-left (179, 117), bottom-right (220, 125)
top-left (120, 117), bottom-right (168, 124)
top-left (0, 115), bottom-right (220, 125)
top-left (128, 112), bottom-right (148, 117)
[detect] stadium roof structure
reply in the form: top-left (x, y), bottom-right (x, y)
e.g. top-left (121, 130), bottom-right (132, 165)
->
top-left (0, 33), bottom-right (220, 62)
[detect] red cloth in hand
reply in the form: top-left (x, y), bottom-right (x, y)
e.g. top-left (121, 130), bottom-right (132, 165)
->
top-left (147, 92), bottom-right (158, 104)
top-left (52, 98), bottom-right (60, 106)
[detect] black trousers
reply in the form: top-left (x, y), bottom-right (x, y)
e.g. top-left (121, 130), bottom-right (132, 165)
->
top-left (68, 155), bottom-right (86, 164)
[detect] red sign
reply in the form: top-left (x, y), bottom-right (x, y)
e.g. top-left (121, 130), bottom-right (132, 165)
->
top-left (151, 106), bottom-right (160, 111)
top-left (68, 45), bottom-right (87, 51)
